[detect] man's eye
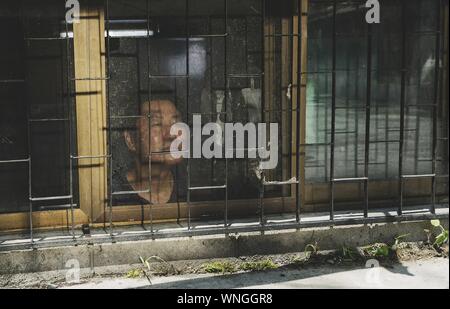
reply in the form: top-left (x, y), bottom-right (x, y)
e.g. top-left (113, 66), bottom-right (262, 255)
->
top-left (151, 119), bottom-right (162, 126)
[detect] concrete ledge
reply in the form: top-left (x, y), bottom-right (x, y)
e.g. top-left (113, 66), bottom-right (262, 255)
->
top-left (0, 219), bottom-right (448, 274)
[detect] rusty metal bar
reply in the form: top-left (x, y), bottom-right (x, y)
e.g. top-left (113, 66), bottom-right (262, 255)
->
top-left (398, 0), bottom-right (407, 215)
top-left (329, 0), bottom-right (337, 221)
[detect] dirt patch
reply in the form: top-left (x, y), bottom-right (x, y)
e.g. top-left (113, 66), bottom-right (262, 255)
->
top-left (395, 242), bottom-right (448, 261)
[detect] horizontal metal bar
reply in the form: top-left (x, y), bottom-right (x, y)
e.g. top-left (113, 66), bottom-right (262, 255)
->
top-left (401, 174), bottom-right (436, 179)
top-left (2, 209), bottom-right (447, 252)
top-left (189, 185), bottom-right (227, 191)
top-left (0, 158), bottom-right (30, 164)
top-left (326, 130), bottom-right (357, 134)
top-left (71, 154), bottom-right (111, 159)
top-left (264, 33), bottom-right (301, 38)
top-left (302, 69), bottom-right (410, 75)
top-left (334, 32), bottom-right (367, 37)
top-left (110, 115), bottom-right (148, 119)
top-left (436, 174), bottom-right (449, 178)
top-left (307, 103), bottom-right (328, 107)
top-left (38, 204), bottom-right (78, 210)
top-left (29, 118), bottom-right (68, 122)
top-left (300, 142), bottom-right (331, 146)
top-left (372, 105), bottom-right (397, 108)
top-left (386, 128), bottom-right (417, 132)
top-left (189, 33), bottom-right (228, 38)
top-left (233, 147), bottom-right (265, 151)
top-left (356, 161), bottom-right (385, 165)
top-left (335, 106), bottom-right (367, 110)
top-left (263, 178), bottom-right (299, 186)
top-left (407, 30), bottom-right (441, 35)
top-left (149, 75), bottom-right (189, 79)
top-left (189, 112), bottom-right (227, 116)
top-left (24, 37), bottom-right (68, 41)
top-left (228, 74), bottom-right (263, 78)
top-left (369, 140), bottom-right (400, 143)
top-left (0, 79), bottom-right (25, 83)
top-left (332, 177), bottom-right (368, 183)
top-left (264, 109), bottom-right (299, 112)
top-left (112, 189), bottom-right (150, 196)
top-left (105, 19), bottom-right (148, 23)
top-left (30, 195), bottom-right (73, 202)
top-left (72, 77), bottom-right (110, 81)
top-left (149, 150), bottom-right (189, 155)
top-left (407, 104), bottom-right (437, 107)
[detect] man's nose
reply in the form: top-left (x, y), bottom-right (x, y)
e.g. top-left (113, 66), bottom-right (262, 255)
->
top-left (162, 124), bottom-right (176, 141)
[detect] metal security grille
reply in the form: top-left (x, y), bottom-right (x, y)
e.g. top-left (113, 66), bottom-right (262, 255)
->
top-left (0, 0), bottom-right (448, 251)
top-left (105, 0), bottom-right (303, 234)
top-left (0, 1), bottom-right (77, 245)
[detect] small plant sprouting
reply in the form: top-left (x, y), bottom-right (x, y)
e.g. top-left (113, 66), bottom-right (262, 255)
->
top-left (391, 233), bottom-right (410, 251)
top-left (424, 228), bottom-right (432, 244)
top-left (341, 246), bottom-right (357, 260)
top-left (364, 243), bottom-right (390, 258)
top-left (430, 220), bottom-right (449, 248)
top-left (239, 259), bottom-right (278, 272)
top-left (304, 242), bottom-right (318, 258)
top-left (139, 256), bottom-right (151, 272)
top-left (126, 269), bottom-right (142, 278)
top-left (203, 261), bottom-right (237, 274)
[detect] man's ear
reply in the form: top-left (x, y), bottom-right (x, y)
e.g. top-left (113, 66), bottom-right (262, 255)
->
top-left (124, 131), bottom-right (136, 152)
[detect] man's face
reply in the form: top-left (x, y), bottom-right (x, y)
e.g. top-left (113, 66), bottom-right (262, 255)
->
top-left (130, 100), bottom-right (182, 165)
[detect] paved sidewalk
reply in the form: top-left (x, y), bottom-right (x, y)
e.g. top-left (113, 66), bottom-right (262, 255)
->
top-left (61, 258), bottom-right (449, 289)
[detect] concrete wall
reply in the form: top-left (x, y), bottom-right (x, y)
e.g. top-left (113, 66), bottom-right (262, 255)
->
top-left (0, 219), bottom-right (447, 274)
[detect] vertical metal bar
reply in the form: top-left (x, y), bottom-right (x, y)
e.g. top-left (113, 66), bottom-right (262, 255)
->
top-left (353, 54), bottom-right (359, 177)
top-left (329, 0), bottom-right (337, 221)
top-left (224, 0), bottom-right (229, 229)
top-left (28, 157), bottom-right (33, 247)
top-left (364, 22), bottom-right (372, 218)
top-left (384, 80), bottom-right (389, 178)
top-left (431, 0), bottom-right (442, 214)
top-left (109, 154), bottom-right (114, 237)
top-left (147, 0), bottom-right (154, 234)
top-left (259, 0), bottom-right (266, 227)
top-left (105, 0), bottom-right (114, 238)
top-left (398, 0), bottom-right (407, 216)
top-left (186, 0), bottom-right (191, 231)
top-left (295, 0), bottom-right (302, 223)
top-left (209, 15), bottom-right (215, 195)
top-left (64, 1), bottom-right (75, 239)
top-left (134, 39), bottom-right (145, 229)
top-left (19, 0), bottom-right (34, 247)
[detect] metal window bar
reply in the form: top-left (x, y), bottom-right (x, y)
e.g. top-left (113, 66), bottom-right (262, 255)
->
top-left (5, 1), bottom-right (79, 246)
top-left (397, 0), bottom-right (444, 215)
top-left (185, 0), bottom-right (230, 231)
top-left (329, 0), bottom-right (372, 220)
top-left (296, 0), bottom-right (303, 223)
top-left (329, 0), bottom-right (337, 221)
top-left (98, 0), bottom-right (302, 236)
top-left (103, 0), bottom-right (153, 237)
top-left (0, 79), bottom-right (26, 83)
top-left (2, 0), bottom-right (447, 250)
